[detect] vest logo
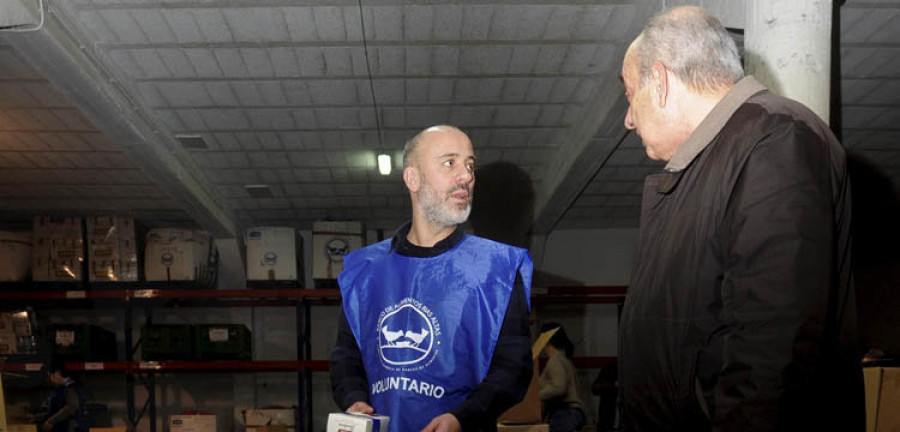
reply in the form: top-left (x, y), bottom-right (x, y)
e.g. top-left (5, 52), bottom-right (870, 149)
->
top-left (377, 297), bottom-right (441, 371)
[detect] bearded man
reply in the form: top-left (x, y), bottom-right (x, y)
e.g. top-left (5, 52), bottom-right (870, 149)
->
top-left (330, 125), bottom-right (534, 432)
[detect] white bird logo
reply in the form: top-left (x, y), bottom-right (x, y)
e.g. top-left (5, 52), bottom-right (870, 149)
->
top-left (381, 326), bottom-right (430, 348)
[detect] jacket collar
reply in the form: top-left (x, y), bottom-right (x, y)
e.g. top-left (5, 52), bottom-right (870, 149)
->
top-left (664, 76), bottom-right (768, 173)
top-left (389, 221), bottom-right (464, 258)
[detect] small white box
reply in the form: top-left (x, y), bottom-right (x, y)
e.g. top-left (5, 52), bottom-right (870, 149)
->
top-left (245, 227), bottom-right (297, 281)
top-left (170, 415), bottom-right (216, 432)
top-left (312, 221), bottom-right (363, 279)
top-left (326, 413), bottom-right (389, 432)
top-left (0, 231), bottom-right (31, 282)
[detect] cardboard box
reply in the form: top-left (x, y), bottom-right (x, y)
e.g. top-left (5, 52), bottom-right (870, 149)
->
top-left (498, 327), bottom-right (559, 424)
top-left (326, 413), bottom-right (388, 432)
top-left (87, 216), bottom-right (138, 282)
top-left (170, 415), bottom-right (216, 432)
top-left (245, 426), bottom-right (290, 432)
top-left (145, 229), bottom-right (213, 282)
top-left (0, 231), bottom-right (31, 282)
top-left (245, 227), bottom-right (298, 281)
top-left (32, 217), bottom-right (83, 281)
top-left (496, 424), bottom-right (549, 432)
top-left (312, 221), bottom-right (363, 279)
top-left (8, 425), bottom-right (38, 432)
top-left (0, 311), bottom-right (33, 336)
top-left (866, 367), bottom-right (900, 432)
top-left (242, 408), bottom-right (296, 426)
top-left (0, 331), bottom-right (17, 354)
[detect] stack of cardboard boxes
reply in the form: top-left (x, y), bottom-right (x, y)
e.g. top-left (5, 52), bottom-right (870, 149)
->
top-left (242, 407), bottom-right (297, 432)
top-left (0, 311), bottom-right (34, 355)
top-left (170, 414), bottom-right (216, 432)
top-left (32, 217), bottom-right (83, 281)
top-left (0, 231), bottom-right (31, 282)
top-left (168, 408), bottom-right (298, 432)
top-left (86, 216), bottom-right (138, 282)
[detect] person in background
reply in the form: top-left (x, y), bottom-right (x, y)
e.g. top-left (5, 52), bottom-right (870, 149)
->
top-left (539, 323), bottom-right (585, 432)
top-left (617, 5), bottom-right (863, 431)
top-left (329, 125), bottom-right (534, 432)
top-left (590, 361), bottom-right (617, 432)
top-left (42, 360), bottom-right (87, 432)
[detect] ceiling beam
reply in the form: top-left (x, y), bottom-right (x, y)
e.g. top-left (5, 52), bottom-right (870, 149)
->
top-left (4, 7), bottom-right (238, 238)
top-left (530, 0), bottom-right (659, 234)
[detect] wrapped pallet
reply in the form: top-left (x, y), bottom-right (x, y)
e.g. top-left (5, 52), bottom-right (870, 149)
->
top-left (86, 216), bottom-right (138, 282)
top-left (0, 231), bottom-right (31, 282)
top-left (245, 227), bottom-right (299, 281)
top-left (32, 217), bottom-right (83, 282)
top-left (145, 229), bottom-right (216, 286)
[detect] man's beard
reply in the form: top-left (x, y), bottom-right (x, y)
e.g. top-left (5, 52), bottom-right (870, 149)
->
top-left (417, 175), bottom-right (472, 228)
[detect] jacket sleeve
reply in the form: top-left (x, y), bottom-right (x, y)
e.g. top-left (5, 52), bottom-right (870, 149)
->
top-left (329, 308), bottom-right (370, 411)
top-left (46, 388), bottom-right (80, 426)
top-left (713, 119), bottom-right (838, 430)
top-left (539, 353), bottom-right (568, 401)
top-left (450, 274), bottom-right (533, 430)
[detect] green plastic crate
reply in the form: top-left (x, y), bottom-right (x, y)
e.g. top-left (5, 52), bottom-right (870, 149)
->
top-left (193, 324), bottom-right (251, 360)
top-left (46, 324), bottom-right (117, 361)
top-left (141, 324), bottom-right (193, 360)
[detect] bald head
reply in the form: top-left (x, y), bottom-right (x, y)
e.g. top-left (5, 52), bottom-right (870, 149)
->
top-left (402, 125), bottom-right (467, 169)
top-left (630, 6), bottom-right (743, 94)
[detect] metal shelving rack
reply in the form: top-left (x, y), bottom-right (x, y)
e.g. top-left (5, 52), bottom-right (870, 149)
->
top-left (1, 284), bottom-right (623, 431)
top-left (0, 286), bottom-right (340, 432)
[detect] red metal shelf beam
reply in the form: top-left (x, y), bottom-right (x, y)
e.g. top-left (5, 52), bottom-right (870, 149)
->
top-left (2, 360), bottom-right (331, 373)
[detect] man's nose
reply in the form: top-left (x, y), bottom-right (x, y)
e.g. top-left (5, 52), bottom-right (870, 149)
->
top-left (457, 165), bottom-right (473, 184)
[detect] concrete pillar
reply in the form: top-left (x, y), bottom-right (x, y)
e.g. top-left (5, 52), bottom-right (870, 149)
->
top-left (745, 0), bottom-right (833, 123)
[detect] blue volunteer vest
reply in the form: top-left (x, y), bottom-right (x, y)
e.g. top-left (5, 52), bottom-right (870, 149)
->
top-left (339, 234), bottom-right (533, 432)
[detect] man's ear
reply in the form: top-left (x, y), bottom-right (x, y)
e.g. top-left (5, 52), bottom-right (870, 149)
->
top-left (403, 167), bottom-right (419, 193)
top-left (651, 60), bottom-right (668, 108)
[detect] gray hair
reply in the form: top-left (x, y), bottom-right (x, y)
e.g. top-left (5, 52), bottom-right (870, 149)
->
top-left (633, 6), bottom-right (743, 93)
top-left (402, 125), bottom-right (465, 168)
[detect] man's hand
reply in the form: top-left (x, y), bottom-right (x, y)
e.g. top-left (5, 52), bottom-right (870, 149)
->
top-left (420, 413), bottom-right (460, 432)
top-left (345, 402), bottom-right (374, 415)
top-left (41, 421), bottom-right (52, 432)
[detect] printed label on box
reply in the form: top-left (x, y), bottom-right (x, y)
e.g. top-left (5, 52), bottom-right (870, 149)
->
top-left (209, 328), bottom-right (229, 342)
top-left (55, 330), bottom-right (75, 347)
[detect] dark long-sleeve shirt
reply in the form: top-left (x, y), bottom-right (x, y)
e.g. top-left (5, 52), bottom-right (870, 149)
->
top-left (330, 223), bottom-right (533, 431)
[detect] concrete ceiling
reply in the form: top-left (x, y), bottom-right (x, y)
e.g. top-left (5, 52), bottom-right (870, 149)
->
top-left (0, 0), bottom-right (897, 239)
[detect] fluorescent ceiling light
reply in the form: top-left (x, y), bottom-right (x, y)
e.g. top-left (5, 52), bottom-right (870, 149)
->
top-left (377, 154), bottom-right (392, 176)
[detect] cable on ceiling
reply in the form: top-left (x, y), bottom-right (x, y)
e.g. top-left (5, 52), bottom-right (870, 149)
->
top-left (357, 0), bottom-right (386, 151)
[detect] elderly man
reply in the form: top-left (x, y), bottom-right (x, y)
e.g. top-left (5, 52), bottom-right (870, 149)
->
top-left (618, 6), bottom-right (863, 431)
top-left (330, 125), bottom-right (533, 432)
